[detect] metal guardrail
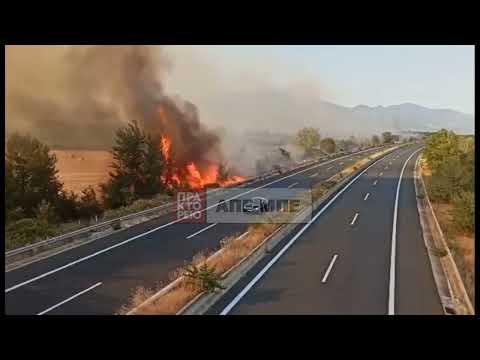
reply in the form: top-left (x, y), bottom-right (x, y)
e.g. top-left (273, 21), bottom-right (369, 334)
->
top-left (5, 200), bottom-right (179, 257)
top-left (5, 147), bottom-right (380, 265)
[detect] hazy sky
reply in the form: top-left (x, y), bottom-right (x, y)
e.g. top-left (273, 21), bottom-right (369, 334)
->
top-left (165, 45), bottom-right (474, 115)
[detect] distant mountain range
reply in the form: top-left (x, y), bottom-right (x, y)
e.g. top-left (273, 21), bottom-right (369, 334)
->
top-left (348, 102), bottom-right (474, 135)
top-left (203, 88), bottom-right (474, 137)
top-left (6, 93), bottom-right (475, 151)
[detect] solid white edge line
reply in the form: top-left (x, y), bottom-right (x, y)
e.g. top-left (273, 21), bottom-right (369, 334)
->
top-left (186, 223), bottom-right (218, 239)
top-left (388, 147), bottom-right (423, 315)
top-left (363, 193), bottom-right (370, 201)
top-left (219, 151), bottom-right (395, 315)
top-left (5, 147), bottom-right (383, 294)
top-left (350, 213), bottom-right (359, 226)
top-left (37, 282), bottom-right (102, 315)
top-left (321, 254), bottom-right (339, 283)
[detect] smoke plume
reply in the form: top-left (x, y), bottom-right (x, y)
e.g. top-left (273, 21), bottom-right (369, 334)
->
top-left (6, 45), bottom-right (226, 175)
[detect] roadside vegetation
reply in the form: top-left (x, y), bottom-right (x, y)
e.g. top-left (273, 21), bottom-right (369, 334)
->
top-left (293, 127), bottom-right (397, 160)
top-left (4, 122), bottom-right (405, 252)
top-left (5, 121), bottom-right (173, 251)
top-left (421, 129), bottom-right (474, 302)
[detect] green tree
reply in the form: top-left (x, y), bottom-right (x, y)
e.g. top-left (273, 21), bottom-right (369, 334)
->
top-left (296, 127), bottom-right (320, 156)
top-left (101, 121), bottom-right (166, 209)
top-left (424, 130), bottom-right (475, 233)
top-left (54, 190), bottom-right (79, 222)
top-left (382, 131), bottom-right (393, 144)
top-left (371, 134), bottom-right (381, 146)
top-left (77, 186), bottom-right (103, 219)
top-left (339, 136), bottom-right (357, 152)
top-left (320, 137), bottom-right (336, 154)
top-left (137, 135), bottom-right (165, 197)
top-left (424, 129), bottom-right (461, 173)
top-left (5, 133), bottom-right (62, 218)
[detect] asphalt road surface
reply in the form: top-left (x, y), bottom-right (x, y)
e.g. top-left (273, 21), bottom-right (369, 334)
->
top-left (5, 147), bottom-right (386, 315)
top-left (208, 144), bottom-right (443, 315)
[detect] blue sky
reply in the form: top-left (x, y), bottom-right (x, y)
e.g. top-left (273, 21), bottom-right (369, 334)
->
top-left (191, 45), bottom-right (474, 115)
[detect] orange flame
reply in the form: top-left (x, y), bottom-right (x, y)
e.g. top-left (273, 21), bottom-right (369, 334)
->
top-left (161, 136), bottom-right (172, 162)
top-left (158, 109), bottom-right (246, 190)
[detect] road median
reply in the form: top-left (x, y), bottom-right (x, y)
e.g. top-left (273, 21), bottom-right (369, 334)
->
top-left (124, 145), bottom-right (401, 315)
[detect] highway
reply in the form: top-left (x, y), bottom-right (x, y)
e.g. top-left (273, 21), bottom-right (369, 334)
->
top-left (208, 144), bottom-right (444, 315)
top-left (5, 146), bottom-right (386, 315)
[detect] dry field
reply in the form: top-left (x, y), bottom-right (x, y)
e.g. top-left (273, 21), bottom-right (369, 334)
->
top-left (51, 150), bottom-right (112, 195)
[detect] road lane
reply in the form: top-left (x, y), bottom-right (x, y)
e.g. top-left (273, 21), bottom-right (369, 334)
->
top-left (5, 147), bottom-right (389, 314)
top-left (214, 148), bottom-right (405, 315)
top-left (395, 151), bottom-right (443, 314)
top-left (210, 145), bottom-right (441, 315)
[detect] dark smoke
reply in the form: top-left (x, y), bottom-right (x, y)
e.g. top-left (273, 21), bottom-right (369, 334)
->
top-left (6, 45), bottom-right (225, 168)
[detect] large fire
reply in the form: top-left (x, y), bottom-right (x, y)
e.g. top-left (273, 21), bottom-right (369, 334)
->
top-left (160, 136), bottom-right (245, 190)
top-left (156, 103), bottom-right (246, 190)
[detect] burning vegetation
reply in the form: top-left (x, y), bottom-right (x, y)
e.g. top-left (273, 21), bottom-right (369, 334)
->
top-left (153, 101), bottom-right (245, 190)
top-left (6, 45), bottom-right (245, 192)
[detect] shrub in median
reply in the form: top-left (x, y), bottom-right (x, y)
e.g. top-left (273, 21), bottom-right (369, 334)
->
top-left (184, 263), bottom-right (225, 294)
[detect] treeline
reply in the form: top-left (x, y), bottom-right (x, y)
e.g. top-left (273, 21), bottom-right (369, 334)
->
top-left (254, 128), bottom-right (414, 176)
top-left (294, 127), bottom-right (409, 157)
top-left (5, 121), bottom-right (174, 250)
top-left (423, 129), bottom-right (474, 233)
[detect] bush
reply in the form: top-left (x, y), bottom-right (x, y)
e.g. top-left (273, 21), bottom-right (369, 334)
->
top-left (102, 194), bottom-right (173, 221)
top-left (100, 177), bottom-right (135, 210)
top-left (6, 207), bottom-right (25, 224)
top-left (183, 263), bottom-right (225, 293)
top-left (77, 186), bottom-right (103, 220)
top-left (35, 200), bottom-right (58, 224)
top-left (452, 191), bottom-right (474, 233)
top-left (57, 221), bottom-right (85, 235)
top-left (426, 175), bottom-right (451, 202)
top-left (5, 218), bottom-right (57, 251)
top-left (54, 190), bottom-right (79, 222)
